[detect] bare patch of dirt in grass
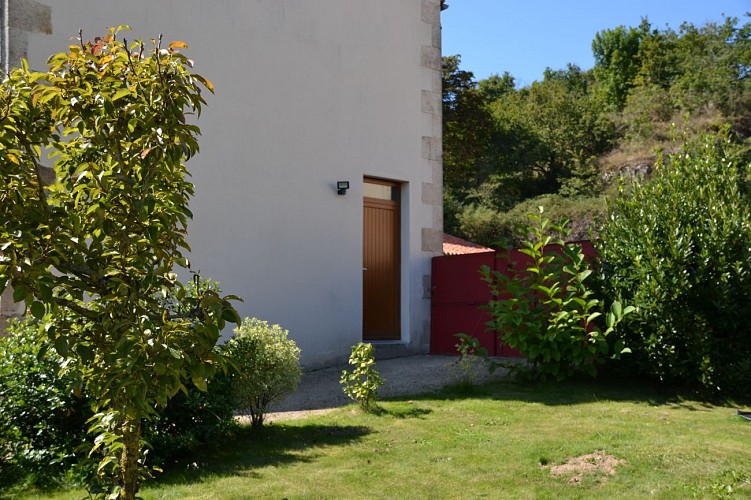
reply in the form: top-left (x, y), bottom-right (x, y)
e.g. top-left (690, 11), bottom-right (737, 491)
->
top-left (546, 452), bottom-right (626, 484)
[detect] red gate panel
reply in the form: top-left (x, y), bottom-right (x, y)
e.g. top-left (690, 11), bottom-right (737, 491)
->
top-left (430, 252), bottom-right (496, 355)
top-left (430, 241), bottom-right (598, 358)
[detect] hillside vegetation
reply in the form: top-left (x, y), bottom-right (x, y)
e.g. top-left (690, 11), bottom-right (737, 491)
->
top-left (444, 15), bottom-right (751, 247)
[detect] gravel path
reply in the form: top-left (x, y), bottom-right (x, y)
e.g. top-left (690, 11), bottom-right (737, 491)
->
top-left (267, 355), bottom-right (510, 415)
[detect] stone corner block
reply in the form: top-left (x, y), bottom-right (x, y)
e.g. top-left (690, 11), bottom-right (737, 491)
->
top-left (421, 136), bottom-right (441, 161)
top-left (421, 228), bottom-right (443, 253)
top-left (420, 45), bottom-right (441, 71)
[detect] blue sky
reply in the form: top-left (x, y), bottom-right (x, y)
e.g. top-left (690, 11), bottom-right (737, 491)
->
top-left (441, 0), bottom-right (751, 87)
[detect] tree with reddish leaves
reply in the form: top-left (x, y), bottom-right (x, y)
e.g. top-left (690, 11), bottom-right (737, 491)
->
top-left (0, 27), bottom-right (239, 499)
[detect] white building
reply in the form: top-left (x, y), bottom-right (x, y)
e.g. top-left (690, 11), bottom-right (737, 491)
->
top-left (0, 0), bottom-right (444, 367)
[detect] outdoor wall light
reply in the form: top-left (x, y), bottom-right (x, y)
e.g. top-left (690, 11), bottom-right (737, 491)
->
top-left (337, 181), bottom-right (350, 195)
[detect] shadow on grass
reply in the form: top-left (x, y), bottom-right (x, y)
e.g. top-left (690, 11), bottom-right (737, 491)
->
top-left (389, 371), bottom-right (751, 409)
top-left (369, 405), bottom-right (433, 419)
top-left (156, 423), bottom-right (370, 485)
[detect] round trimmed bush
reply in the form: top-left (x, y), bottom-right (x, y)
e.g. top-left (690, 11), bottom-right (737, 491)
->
top-left (224, 318), bottom-right (302, 428)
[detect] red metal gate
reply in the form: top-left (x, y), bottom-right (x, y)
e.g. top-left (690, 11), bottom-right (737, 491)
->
top-left (430, 251), bottom-right (497, 356)
top-left (430, 241), bottom-right (596, 356)
top-left (430, 250), bottom-right (524, 357)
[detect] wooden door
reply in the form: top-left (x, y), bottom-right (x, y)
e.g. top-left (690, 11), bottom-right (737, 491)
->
top-left (363, 179), bottom-right (401, 340)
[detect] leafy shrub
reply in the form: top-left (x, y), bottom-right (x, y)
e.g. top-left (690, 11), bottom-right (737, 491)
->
top-left (456, 204), bottom-right (508, 248)
top-left (143, 278), bottom-right (240, 461)
top-left (458, 194), bottom-right (607, 248)
top-left (450, 333), bottom-right (488, 387)
top-left (481, 207), bottom-right (631, 380)
top-left (597, 132), bottom-right (751, 393)
top-left (145, 353), bottom-right (238, 464)
top-left (224, 318), bottom-right (302, 428)
top-left (620, 84), bottom-right (675, 142)
top-left (340, 342), bottom-right (384, 411)
top-left (0, 318), bottom-right (94, 490)
top-left (0, 281), bottom-right (240, 487)
top-left (506, 195), bottom-right (609, 243)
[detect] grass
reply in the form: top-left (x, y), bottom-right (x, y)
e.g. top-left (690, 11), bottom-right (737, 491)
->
top-left (11, 377), bottom-right (751, 499)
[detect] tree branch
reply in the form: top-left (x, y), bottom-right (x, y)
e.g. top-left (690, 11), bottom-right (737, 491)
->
top-left (52, 296), bottom-right (100, 321)
top-left (22, 143), bottom-right (51, 214)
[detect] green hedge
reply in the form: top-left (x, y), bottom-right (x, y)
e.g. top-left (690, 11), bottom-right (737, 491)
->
top-left (457, 194), bottom-right (607, 248)
top-left (597, 133), bottom-right (751, 394)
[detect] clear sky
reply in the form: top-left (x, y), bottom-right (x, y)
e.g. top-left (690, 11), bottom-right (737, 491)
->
top-left (441, 0), bottom-right (751, 87)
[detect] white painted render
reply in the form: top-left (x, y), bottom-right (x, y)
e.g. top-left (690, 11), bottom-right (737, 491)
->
top-left (7, 0), bottom-right (443, 367)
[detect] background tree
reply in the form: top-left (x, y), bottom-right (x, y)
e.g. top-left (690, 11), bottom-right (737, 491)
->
top-left (478, 71), bottom-right (516, 102)
top-left (442, 55), bottom-right (495, 190)
top-left (490, 64), bottom-right (615, 198)
top-left (671, 17), bottom-right (751, 119)
top-left (633, 19), bottom-right (679, 90)
top-left (444, 15), bottom-right (750, 248)
top-left (442, 55), bottom-right (496, 235)
top-left (0, 27), bottom-right (239, 499)
top-left (592, 23), bottom-right (644, 110)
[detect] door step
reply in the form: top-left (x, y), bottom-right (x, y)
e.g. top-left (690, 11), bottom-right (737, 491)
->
top-left (370, 341), bottom-right (411, 360)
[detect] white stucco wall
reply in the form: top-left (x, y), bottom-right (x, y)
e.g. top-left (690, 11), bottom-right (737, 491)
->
top-left (10, 0), bottom-right (443, 367)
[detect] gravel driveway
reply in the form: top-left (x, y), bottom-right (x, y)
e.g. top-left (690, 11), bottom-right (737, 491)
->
top-left (268, 354), bottom-right (510, 414)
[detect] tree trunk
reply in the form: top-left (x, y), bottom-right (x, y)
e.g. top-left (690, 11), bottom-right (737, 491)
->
top-left (119, 418), bottom-right (142, 500)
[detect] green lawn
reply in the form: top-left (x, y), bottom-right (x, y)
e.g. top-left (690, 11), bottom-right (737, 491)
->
top-left (16, 378), bottom-right (751, 499)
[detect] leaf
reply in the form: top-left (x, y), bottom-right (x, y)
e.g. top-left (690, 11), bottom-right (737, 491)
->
top-left (586, 312), bottom-right (602, 324)
top-left (221, 305), bottom-right (240, 324)
top-left (37, 283), bottom-right (53, 301)
top-left (193, 74), bottom-right (215, 93)
top-left (12, 285), bottom-right (28, 303)
top-left (36, 342), bottom-right (49, 361)
top-left (611, 301), bottom-right (622, 318)
top-left (44, 323), bottom-right (56, 339)
top-left (606, 312), bottom-right (615, 329)
top-left (30, 301), bottom-right (45, 319)
top-left (169, 41), bottom-right (189, 50)
top-left (38, 89), bottom-right (60, 105)
top-left (54, 336), bottom-right (69, 357)
top-left (191, 364), bottom-right (207, 391)
top-left (112, 88), bottom-right (131, 102)
top-left (578, 269), bottom-right (593, 281)
top-left (97, 455), bottom-right (118, 474)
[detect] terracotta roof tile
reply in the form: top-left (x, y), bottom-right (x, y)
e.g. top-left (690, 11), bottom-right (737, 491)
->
top-left (443, 234), bottom-right (494, 256)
